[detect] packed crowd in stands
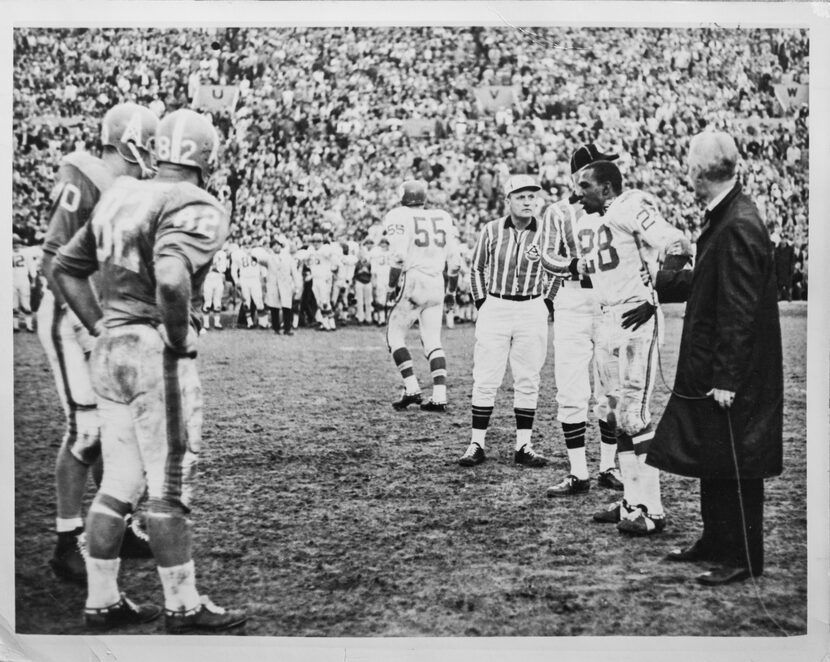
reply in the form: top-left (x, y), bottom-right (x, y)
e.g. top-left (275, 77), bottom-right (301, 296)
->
top-left (13, 26), bottom-right (809, 300)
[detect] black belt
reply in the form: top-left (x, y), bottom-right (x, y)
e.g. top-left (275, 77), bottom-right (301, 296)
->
top-left (488, 292), bottom-right (540, 302)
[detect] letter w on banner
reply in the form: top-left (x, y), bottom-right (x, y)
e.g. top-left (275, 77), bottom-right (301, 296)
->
top-left (473, 86), bottom-right (517, 113)
top-left (773, 83), bottom-right (808, 113)
top-left (192, 84), bottom-right (240, 114)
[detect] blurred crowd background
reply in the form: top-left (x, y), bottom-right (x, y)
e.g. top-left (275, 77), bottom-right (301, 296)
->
top-left (12, 26), bottom-right (809, 300)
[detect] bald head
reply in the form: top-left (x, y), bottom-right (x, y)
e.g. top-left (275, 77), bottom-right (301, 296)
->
top-left (687, 131), bottom-right (739, 203)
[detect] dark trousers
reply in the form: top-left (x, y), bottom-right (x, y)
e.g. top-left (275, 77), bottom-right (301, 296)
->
top-left (700, 477), bottom-right (764, 574)
top-left (268, 306), bottom-right (294, 333)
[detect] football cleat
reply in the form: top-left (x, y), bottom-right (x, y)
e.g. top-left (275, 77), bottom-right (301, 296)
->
top-left (617, 505), bottom-right (666, 536)
top-left (420, 400), bottom-right (447, 413)
top-left (597, 468), bottom-right (624, 491)
top-left (546, 474), bottom-right (590, 497)
top-left (458, 442), bottom-right (486, 467)
top-left (392, 391), bottom-right (422, 410)
top-left (50, 528), bottom-right (87, 585)
top-left (514, 445), bottom-right (548, 468)
top-left (85, 593), bottom-right (162, 630)
top-left (592, 498), bottom-right (633, 524)
top-left (164, 596), bottom-right (247, 634)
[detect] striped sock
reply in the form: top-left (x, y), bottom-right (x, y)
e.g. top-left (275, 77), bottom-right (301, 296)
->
top-left (515, 408), bottom-right (535, 450)
top-left (472, 404), bottom-right (493, 431)
top-left (392, 347), bottom-right (419, 394)
top-left (598, 418), bottom-right (618, 472)
top-left (427, 349), bottom-right (447, 403)
top-left (562, 421), bottom-right (588, 479)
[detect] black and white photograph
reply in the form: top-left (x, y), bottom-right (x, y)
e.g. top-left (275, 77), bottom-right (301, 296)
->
top-left (2, 1), bottom-right (829, 661)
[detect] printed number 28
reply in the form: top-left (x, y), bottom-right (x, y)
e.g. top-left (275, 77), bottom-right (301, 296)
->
top-left (577, 224), bottom-right (620, 273)
top-left (413, 217), bottom-right (446, 248)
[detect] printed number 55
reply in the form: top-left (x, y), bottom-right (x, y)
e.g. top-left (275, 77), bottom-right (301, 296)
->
top-left (413, 217), bottom-right (446, 248)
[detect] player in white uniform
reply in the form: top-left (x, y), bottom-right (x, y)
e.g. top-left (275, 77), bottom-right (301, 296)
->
top-left (544, 160), bottom-right (690, 535)
top-left (13, 234), bottom-right (38, 332)
top-left (306, 233), bottom-right (340, 330)
top-left (235, 245), bottom-right (267, 328)
top-left (334, 242), bottom-right (358, 324)
top-left (543, 145), bottom-right (624, 498)
top-left (369, 237), bottom-right (392, 325)
top-left (383, 180), bottom-right (461, 411)
top-left (201, 246), bottom-right (228, 331)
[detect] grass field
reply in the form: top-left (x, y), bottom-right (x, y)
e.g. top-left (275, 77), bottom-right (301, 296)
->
top-left (13, 303), bottom-right (808, 637)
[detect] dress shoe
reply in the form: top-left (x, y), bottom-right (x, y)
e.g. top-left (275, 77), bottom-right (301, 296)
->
top-left (664, 540), bottom-right (715, 563)
top-left (696, 565), bottom-right (756, 586)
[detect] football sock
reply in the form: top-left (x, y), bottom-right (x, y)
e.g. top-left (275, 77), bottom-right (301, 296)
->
top-left (392, 348), bottom-right (420, 393)
top-left (85, 557), bottom-right (121, 609)
top-left (637, 454), bottom-right (664, 517)
top-left (202, 313), bottom-right (210, 328)
top-left (214, 314), bottom-right (222, 328)
top-left (471, 405), bottom-right (493, 448)
top-left (57, 517), bottom-right (84, 533)
top-left (562, 421), bottom-right (588, 479)
top-left (598, 419), bottom-right (618, 472)
top-left (617, 449), bottom-right (639, 510)
top-left (158, 560), bottom-right (201, 612)
top-left (515, 408), bottom-right (535, 451)
top-left (427, 349), bottom-right (447, 401)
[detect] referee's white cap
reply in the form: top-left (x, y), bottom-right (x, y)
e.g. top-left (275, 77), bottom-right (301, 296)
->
top-left (504, 174), bottom-right (541, 196)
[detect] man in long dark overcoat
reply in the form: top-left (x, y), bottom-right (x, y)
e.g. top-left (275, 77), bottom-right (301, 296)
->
top-left (648, 131), bottom-right (783, 586)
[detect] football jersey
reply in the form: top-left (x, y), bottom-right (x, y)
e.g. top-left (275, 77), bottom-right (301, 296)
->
top-left (12, 247), bottom-right (36, 285)
top-left (580, 189), bottom-right (683, 306)
top-left (43, 152), bottom-right (115, 258)
top-left (306, 243), bottom-right (340, 277)
top-left (542, 199), bottom-right (594, 278)
top-left (55, 176), bottom-right (229, 329)
top-left (210, 248), bottom-right (229, 275)
top-left (383, 206), bottom-right (461, 277)
top-left (369, 246), bottom-right (391, 279)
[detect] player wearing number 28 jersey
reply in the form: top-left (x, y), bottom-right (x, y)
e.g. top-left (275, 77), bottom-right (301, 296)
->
top-left (54, 109), bottom-right (246, 632)
top-left (543, 160), bottom-right (688, 536)
top-left (383, 180), bottom-right (461, 411)
top-left (37, 102), bottom-right (158, 585)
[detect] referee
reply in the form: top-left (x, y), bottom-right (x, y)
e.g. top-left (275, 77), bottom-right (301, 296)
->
top-left (458, 174), bottom-right (553, 468)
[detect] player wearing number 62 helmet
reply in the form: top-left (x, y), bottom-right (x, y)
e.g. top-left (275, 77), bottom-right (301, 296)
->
top-left (37, 102), bottom-right (158, 588)
top-left (53, 109), bottom-right (247, 632)
top-left (383, 179), bottom-right (461, 412)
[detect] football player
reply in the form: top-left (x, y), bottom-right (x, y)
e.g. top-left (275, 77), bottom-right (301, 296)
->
top-left (201, 244), bottom-right (228, 332)
top-left (236, 244), bottom-right (267, 329)
top-left (12, 233), bottom-right (37, 332)
top-left (307, 232), bottom-right (339, 331)
top-left (353, 239), bottom-right (374, 324)
top-left (37, 102), bottom-right (157, 585)
top-left (384, 180), bottom-right (461, 411)
top-left (543, 160), bottom-right (691, 535)
top-left (369, 236), bottom-right (392, 325)
top-left (543, 145), bottom-right (624, 498)
top-left (53, 108), bottom-right (247, 632)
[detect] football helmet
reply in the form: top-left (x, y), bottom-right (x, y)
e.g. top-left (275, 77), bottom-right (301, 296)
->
top-left (154, 109), bottom-right (220, 185)
top-left (399, 180), bottom-right (428, 207)
top-left (101, 102), bottom-right (158, 178)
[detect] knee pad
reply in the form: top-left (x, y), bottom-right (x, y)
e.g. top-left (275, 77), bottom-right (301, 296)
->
top-left (89, 492), bottom-right (133, 519)
top-left (67, 407), bottom-right (102, 466)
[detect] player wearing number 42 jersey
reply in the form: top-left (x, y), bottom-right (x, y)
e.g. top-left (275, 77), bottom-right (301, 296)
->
top-left (384, 180), bottom-right (461, 412)
top-left (543, 160), bottom-right (691, 536)
top-left (54, 109), bottom-right (246, 633)
top-left (37, 102), bottom-right (158, 586)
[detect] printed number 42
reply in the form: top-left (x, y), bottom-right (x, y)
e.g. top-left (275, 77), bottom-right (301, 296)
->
top-left (578, 224), bottom-right (620, 274)
top-left (413, 217), bottom-right (446, 248)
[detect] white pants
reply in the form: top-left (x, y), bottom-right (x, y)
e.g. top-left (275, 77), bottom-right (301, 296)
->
top-left (386, 272), bottom-right (444, 354)
top-left (552, 281), bottom-right (609, 424)
top-left (240, 277), bottom-right (263, 310)
top-left (472, 295), bottom-right (548, 409)
top-left (202, 271), bottom-right (225, 312)
top-left (36, 288), bottom-right (101, 464)
top-left (354, 282), bottom-right (373, 321)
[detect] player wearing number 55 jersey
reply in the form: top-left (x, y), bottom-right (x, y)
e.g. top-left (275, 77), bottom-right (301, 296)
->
top-left (543, 160), bottom-right (691, 536)
top-left (37, 102), bottom-right (157, 586)
top-left (54, 109), bottom-right (246, 633)
top-left (383, 180), bottom-right (461, 411)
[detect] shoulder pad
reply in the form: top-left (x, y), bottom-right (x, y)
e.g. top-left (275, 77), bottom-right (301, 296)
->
top-left (61, 152), bottom-right (115, 194)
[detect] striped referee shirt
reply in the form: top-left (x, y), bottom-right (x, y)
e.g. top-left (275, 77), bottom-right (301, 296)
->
top-left (470, 215), bottom-right (554, 301)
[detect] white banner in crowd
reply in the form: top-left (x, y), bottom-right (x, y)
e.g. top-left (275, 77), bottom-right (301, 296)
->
top-left (192, 84), bottom-right (240, 113)
top-left (473, 86), bottom-right (517, 112)
top-left (773, 83), bottom-right (809, 112)
top-left (402, 118), bottom-right (435, 138)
